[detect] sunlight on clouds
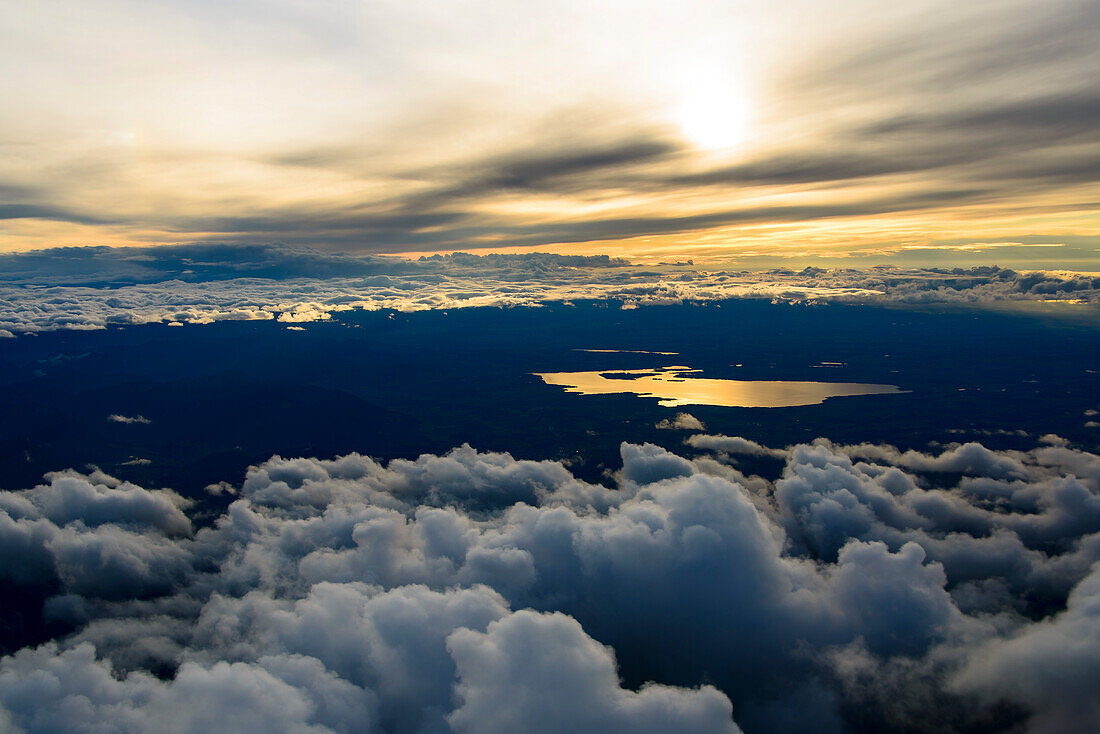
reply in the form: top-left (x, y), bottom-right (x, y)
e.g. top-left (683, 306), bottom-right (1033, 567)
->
top-left (0, 0), bottom-right (1098, 265)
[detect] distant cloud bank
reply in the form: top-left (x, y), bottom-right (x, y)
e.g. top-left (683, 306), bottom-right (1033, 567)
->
top-left (2, 244), bottom-right (1099, 336)
top-left (0, 435), bottom-right (1098, 732)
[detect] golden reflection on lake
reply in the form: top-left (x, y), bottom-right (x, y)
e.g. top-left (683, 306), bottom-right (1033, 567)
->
top-left (534, 367), bottom-right (904, 408)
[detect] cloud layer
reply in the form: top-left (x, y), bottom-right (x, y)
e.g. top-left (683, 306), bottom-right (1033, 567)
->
top-left (0, 432), bottom-right (1098, 732)
top-left (2, 244), bottom-right (1099, 336)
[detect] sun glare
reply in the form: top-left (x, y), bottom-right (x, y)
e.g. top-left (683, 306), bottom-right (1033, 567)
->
top-left (674, 73), bottom-right (752, 151)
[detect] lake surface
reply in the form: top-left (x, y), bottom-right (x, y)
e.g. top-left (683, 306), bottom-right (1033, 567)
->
top-left (535, 367), bottom-right (905, 408)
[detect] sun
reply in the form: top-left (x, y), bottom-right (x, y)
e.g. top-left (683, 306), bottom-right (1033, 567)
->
top-left (674, 73), bottom-right (752, 151)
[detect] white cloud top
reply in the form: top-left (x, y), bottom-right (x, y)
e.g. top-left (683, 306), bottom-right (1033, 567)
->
top-left (0, 434), bottom-right (1098, 731)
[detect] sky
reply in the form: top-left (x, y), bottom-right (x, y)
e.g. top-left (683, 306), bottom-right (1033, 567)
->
top-left (2, 0), bottom-right (1099, 267)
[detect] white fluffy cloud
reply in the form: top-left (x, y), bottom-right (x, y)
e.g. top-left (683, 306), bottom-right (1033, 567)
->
top-left (0, 643), bottom-right (376, 734)
top-left (447, 610), bottom-right (741, 734)
top-left (685, 433), bottom-right (786, 458)
top-left (0, 435), bottom-right (1098, 732)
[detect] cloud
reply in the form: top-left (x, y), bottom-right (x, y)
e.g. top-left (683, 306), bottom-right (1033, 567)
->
top-left (952, 562), bottom-right (1100, 734)
top-left (655, 412), bottom-right (705, 431)
top-left (0, 435), bottom-right (1099, 731)
top-left (108, 415), bottom-right (152, 425)
top-left (2, 244), bottom-right (1100, 337)
top-left (398, 139), bottom-right (680, 211)
top-left (0, 642), bottom-right (376, 734)
top-left (685, 434), bottom-right (787, 458)
top-left (0, 469), bottom-right (190, 536)
top-left (2, 2), bottom-right (1099, 259)
top-left (447, 610), bottom-right (741, 734)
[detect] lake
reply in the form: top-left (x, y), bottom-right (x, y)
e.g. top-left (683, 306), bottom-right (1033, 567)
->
top-left (535, 366), bottom-right (904, 408)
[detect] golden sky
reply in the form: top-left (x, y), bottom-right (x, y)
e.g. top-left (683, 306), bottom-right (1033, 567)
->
top-left (2, 0), bottom-right (1098, 267)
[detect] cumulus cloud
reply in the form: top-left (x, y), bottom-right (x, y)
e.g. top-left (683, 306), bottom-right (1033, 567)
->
top-left (2, 245), bottom-right (1099, 336)
top-left (0, 642), bottom-right (376, 734)
top-left (447, 610), bottom-right (741, 734)
top-left (655, 412), bottom-right (705, 431)
top-left (685, 434), bottom-right (787, 458)
top-left (952, 563), bottom-right (1100, 734)
top-left (0, 436), bottom-right (1098, 731)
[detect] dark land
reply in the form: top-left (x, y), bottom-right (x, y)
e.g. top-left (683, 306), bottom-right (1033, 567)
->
top-left (2, 299), bottom-right (1097, 512)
